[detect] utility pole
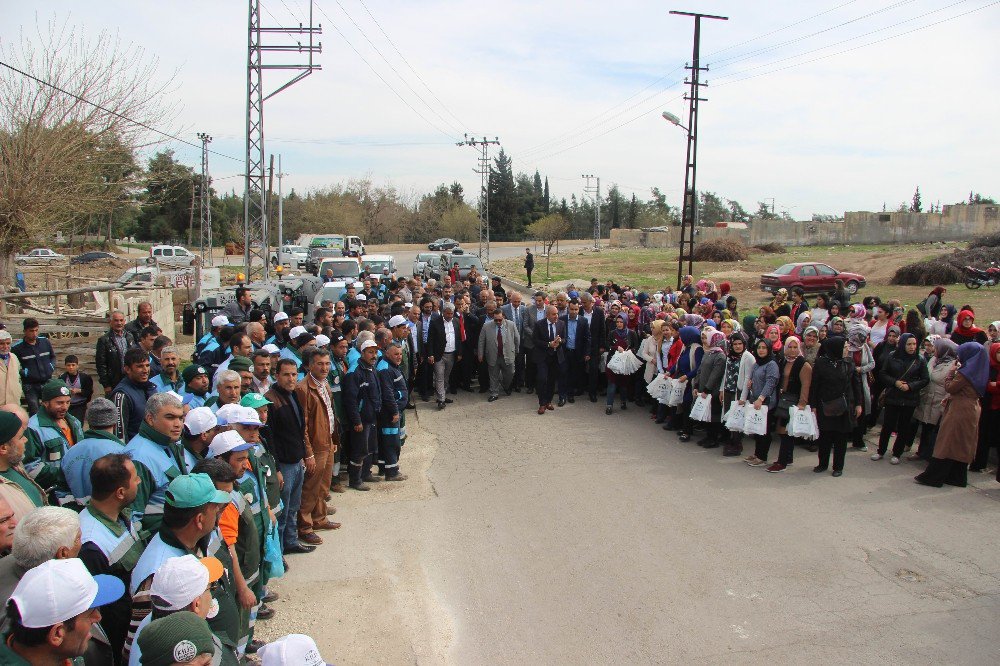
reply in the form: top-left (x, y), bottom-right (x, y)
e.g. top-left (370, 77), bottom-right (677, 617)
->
top-left (457, 134), bottom-right (500, 268)
top-left (197, 133), bottom-right (213, 265)
top-left (582, 174), bottom-right (601, 251)
top-left (670, 9), bottom-right (727, 290)
top-left (277, 155), bottom-right (285, 251)
top-left (244, 0), bottom-right (321, 282)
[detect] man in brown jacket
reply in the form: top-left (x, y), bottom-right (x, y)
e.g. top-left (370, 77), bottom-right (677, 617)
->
top-left (294, 348), bottom-right (340, 544)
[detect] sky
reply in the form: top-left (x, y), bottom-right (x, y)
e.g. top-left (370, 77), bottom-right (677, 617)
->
top-left (3, 0), bottom-right (999, 219)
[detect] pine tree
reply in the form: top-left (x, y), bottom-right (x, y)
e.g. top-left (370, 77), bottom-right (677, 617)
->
top-left (543, 177), bottom-right (550, 213)
top-left (910, 186), bottom-right (922, 213)
top-left (626, 194), bottom-right (639, 230)
top-left (486, 149), bottom-right (516, 240)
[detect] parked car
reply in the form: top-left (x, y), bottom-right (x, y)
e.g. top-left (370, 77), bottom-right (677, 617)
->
top-left (428, 238), bottom-right (460, 251)
top-left (760, 262), bottom-right (867, 295)
top-left (270, 245), bottom-right (308, 270)
top-left (360, 254), bottom-right (397, 281)
top-left (305, 247), bottom-right (344, 274)
top-left (429, 250), bottom-right (486, 282)
top-left (317, 257), bottom-right (361, 282)
top-left (15, 248), bottom-right (65, 264)
top-left (146, 245), bottom-right (197, 267)
top-left (313, 281), bottom-right (349, 311)
top-left (412, 252), bottom-right (438, 277)
top-left (71, 251), bottom-right (116, 265)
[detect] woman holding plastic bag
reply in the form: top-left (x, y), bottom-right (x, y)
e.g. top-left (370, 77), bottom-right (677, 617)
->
top-left (910, 338), bottom-right (956, 462)
top-left (604, 313), bottom-right (638, 415)
top-left (640, 320), bottom-right (669, 415)
top-left (691, 329), bottom-right (727, 448)
top-left (721, 332), bottom-right (755, 457)
top-left (766, 336), bottom-right (814, 473)
top-left (809, 336), bottom-right (860, 476)
top-left (845, 325), bottom-right (875, 451)
top-left (743, 340), bottom-right (780, 466)
top-left (667, 326), bottom-right (704, 440)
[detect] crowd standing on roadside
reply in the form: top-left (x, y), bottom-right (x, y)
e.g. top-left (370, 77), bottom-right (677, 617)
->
top-left (0, 266), bottom-right (996, 663)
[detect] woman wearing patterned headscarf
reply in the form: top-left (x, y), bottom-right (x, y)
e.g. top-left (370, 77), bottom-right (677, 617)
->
top-left (846, 324), bottom-right (876, 451)
top-left (692, 329), bottom-right (727, 447)
top-left (802, 326), bottom-right (821, 365)
top-left (721, 332), bottom-right (755, 457)
top-left (915, 342), bottom-right (989, 487)
top-left (910, 338), bottom-right (957, 462)
top-left (765, 335), bottom-right (813, 473)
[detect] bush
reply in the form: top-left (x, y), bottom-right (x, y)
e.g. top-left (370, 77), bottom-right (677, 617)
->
top-left (968, 232), bottom-right (1000, 249)
top-left (752, 242), bottom-right (787, 254)
top-left (891, 259), bottom-right (962, 286)
top-left (692, 238), bottom-right (749, 262)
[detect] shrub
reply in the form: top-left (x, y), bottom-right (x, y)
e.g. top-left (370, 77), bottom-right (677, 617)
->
top-left (968, 232), bottom-right (1000, 249)
top-left (692, 238), bottom-right (749, 262)
top-left (752, 242), bottom-right (787, 254)
top-left (891, 259), bottom-right (962, 286)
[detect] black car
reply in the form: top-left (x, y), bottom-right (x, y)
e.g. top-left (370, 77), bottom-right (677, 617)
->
top-left (71, 251), bottom-right (116, 265)
top-left (428, 238), bottom-right (460, 251)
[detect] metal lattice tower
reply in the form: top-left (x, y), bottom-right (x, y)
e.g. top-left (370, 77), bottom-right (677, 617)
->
top-left (458, 135), bottom-right (500, 268)
top-left (582, 174), bottom-right (601, 251)
top-left (197, 133), bottom-right (213, 266)
top-left (244, 0), bottom-right (321, 281)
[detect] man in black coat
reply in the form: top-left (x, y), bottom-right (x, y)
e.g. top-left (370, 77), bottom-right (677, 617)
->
top-left (524, 248), bottom-right (534, 287)
top-left (560, 301), bottom-right (591, 403)
top-left (96, 311), bottom-right (138, 398)
top-left (580, 293), bottom-right (606, 402)
top-left (532, 305), bottom-right (567, 413)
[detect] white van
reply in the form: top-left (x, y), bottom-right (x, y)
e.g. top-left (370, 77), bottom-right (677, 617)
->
top-left (147, 245), bottom-right (197, 267)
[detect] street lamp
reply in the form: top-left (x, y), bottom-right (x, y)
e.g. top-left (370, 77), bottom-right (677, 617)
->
top-left (661, 111), bottom-right (689, 131)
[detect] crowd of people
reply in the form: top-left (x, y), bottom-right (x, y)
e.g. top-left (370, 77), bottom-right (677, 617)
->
top-left (0, 259), bottom-right (997, 663)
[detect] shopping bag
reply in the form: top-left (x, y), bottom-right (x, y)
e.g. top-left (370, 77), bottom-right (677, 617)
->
top-left (647, 374), bottom-right (671, 400)
top-left (607, 349), bottom-right (642, 375)
top-left (666, 378), bottom-right (687, 406)
top-left (809, 411), bottom-right (820, 441)
top-left (598, 351), bottom-right (608, 373)
top-left (789, 406), bottom-right (816, 439)
top-left (724, 402), bottom-right (747, 431)
top-left (743, 405), bottom-right (768, 436)
top-left (689, 393), bottom-right (713, 422)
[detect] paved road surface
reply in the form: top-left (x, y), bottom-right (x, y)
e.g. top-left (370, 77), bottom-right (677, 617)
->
top-left (369, 240), bottom-right (591, 279)
top-left (260, 394), bottom-right (1000, 664)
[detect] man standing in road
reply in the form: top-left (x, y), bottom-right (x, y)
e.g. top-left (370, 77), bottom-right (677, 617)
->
top-left (533, 306), bottom-right (567, 414)
top-left (112, 348), bottom-right (156, 442)
top-left (501, 292), bottom-right (527, 392)
top-left (579, 292), bottom-right (606, 403)
top-left (0, 331), bottom-right (23, 408)
top-left (150, 345), bottom-right (183, 394)
top-left (60, 398), bottom-right (126, 504)
top-left (523, 291), bottom-right (548, 395)
top-left (428, 302), bottom-right (462, 410)
top-left (560, 300), bottom-right (591, 403)
top-left (11, 318), bottom-right (56, 415)
top-left (294, 349), bottom-right (340, 544)
top-left (524, 247), bottom-right (534, 287)
top-left (478, 308), bottom-right (519, 402)
top-left (343, 340), bottom-right (382, 490)
top-left (125, 301), bottom-right (158, 341)
top-left (97, 311), bottom-right (138, 399)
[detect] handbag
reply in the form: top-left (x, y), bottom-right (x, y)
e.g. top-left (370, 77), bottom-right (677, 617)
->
top-left (822, 396), bottom-right (848, 417)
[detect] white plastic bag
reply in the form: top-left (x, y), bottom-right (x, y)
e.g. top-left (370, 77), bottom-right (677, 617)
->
top-left (666, 378), bottom-right (687, 406)
top-left (689, 393), bottom-right (713, 422)
top-left (724, 402), bottom-right (747, 431)
top-left (606, 349), bottom-right (641, 375)
top-left (598, 351), bottom-right (608, 373)
top-left (809, 410), bottom-right (820, 441)
top-left (647, 374), bottom-right (671, 400)
top-left (789, 406), bottom-right (816, 439)
top-left (743, 405), bottom-right (769, 436)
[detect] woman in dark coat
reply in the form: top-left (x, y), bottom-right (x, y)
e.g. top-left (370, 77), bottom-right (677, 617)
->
top-left (915, 342), bottom-right (989, 488)
top-left (874, 333), bottom-right (929, 462)
top-left (604, 313), bottom-right (639, 414)
top-left (809, 336), bottom-right (859, 476)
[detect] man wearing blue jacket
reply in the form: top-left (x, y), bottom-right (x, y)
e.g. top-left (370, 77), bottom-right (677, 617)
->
top-left (376, 344), bottom-right (408, 481)
top-left (11, 318), bottom-right (55, 415)
top-left (342, 339), bottom-right (382, 491)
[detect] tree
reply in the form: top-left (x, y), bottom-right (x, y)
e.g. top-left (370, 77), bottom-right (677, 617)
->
top-left (755, 202), bottom-right (778, 220)
top-left (626, 194), bottom-right (639, 230)
top-left (726, 199), bottom-right (751, 224)
top-left (136, 150), bottom-right (196, 242)
top-left (698, 191), bottom-right (728, 226)
top-left (526, 213), bottom-right (571, 281)
top-left (0, 23), bottom-right (174, 282)
top-left (910, 186), bottom-right (923, 213)
top-left (486, 149), bottom-right (516, 240)
top-left (438, 204), bottom-right (479, 242)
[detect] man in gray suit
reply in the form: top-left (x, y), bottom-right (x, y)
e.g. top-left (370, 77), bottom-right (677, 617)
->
top-left (477, 309), bottom-right (520, 402)
top-left (500, 291), bottom-right (528, 392)
top-left (522, 291), bottom-right (548, 394)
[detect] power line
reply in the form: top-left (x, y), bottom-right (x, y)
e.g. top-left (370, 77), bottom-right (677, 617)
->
top-left (705, 0), bottom-right (860, 57)
top-left (314, 2), bottom-right (457, 140)
top-left (0, 59), bottom-right (243, 163)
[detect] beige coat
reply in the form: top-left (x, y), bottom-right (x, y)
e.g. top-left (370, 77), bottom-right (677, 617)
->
top-left (914, 358), bottom-right (955, 425)
top-left (933, 372), bottom-right (980, 464)
top-left (0, 355), bottom-right (22, 407)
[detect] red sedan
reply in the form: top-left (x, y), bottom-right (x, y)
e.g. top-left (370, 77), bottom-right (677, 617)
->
top-left (760, 262), bottom-right (867, 295)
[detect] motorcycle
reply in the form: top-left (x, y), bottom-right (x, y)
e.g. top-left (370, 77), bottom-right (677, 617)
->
top-left (963, 262), bottom-right (1000, 289)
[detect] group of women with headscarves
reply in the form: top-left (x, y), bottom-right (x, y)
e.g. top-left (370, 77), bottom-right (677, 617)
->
top-left (605, 279), bottom-right (998, 486)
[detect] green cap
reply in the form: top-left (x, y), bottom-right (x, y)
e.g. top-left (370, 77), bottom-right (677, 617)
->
top-left (137, 611), bottom-right (215, 666)
top-left (0, 412), bottom-right (21, 445)
top-left (228, 356), bottom-right (252, 373)
top-left (164, 473), bottom-right (231, 509)
top-left (40, 379), bottom-right (71, 402)
top-left (240, 392), bottom-right (272, 408)
top-left (181, 364), bottom-right (209, 385)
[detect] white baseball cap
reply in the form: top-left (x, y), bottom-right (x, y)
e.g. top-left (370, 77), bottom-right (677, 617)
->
top-left (262, 343), bottom-right (280, 354)
top-left (272, 311), bottom-right (289, 323)
top-left (150, 555), bottom-right (224, 611)
top-left (315, 334), bottom-right (330, 347)
top-left (0, 330), bottom-right (11, 341)
top-left (289, 325), bottom-right (308, 340)
top-left (211, 315), bottom-right (231, 328)
top-left (355, 293), bottom-right (367, 302)
top-left (184, 407), bottom-right (217, 436)
top-left (387, 315), bottom-right (407, 328)
top-left (259, 634), bottom-right (331, 666)
top-left (214, 403), bottom-right (243, 426)
top-left (164, 390), bottom-right (185, 404)
top-left (10, 558), bottom-right (125, 628)
top-left (359, 340), bottom-right (378, 351)
top-left (207, 430), bottom-right (253, 458)
top-left (232, 406), bottom-right (263, 427)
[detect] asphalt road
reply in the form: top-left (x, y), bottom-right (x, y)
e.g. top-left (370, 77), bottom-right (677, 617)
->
top-left (261, 393), bottom-right (1000, 665)
top-left (368, 240), bottom-right (592, 279)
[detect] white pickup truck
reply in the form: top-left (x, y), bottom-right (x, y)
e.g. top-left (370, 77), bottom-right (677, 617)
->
top-left (269, 245), bottom-right (308, 270)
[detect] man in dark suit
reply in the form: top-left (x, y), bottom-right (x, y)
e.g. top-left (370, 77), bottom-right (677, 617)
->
top-left (559, 300), bottom-right (591, 403)
top-left (426, 302), bottom-right (462, 409)
top-left (414, 297), bottom-right (437, 401)
top-left (532, 306), bottom-right (567, 414)
top-left (501, 291), bottom-right (527, 391)
top-left (580, 292), bottom-right (606, 403)
top-left (522, 291), bottom-right (548, 394)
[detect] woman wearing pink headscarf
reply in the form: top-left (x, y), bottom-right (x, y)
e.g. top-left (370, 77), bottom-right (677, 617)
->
top-left (692, 329), bottom-right (727, 447)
